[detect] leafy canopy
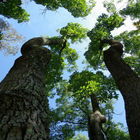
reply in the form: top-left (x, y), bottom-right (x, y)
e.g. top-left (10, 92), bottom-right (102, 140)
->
top-left (45, 23), bottom-right (89, 94)
top-left (36, 0), bottom-right (96, 17)
top-left (48, 0), bottom-right (138, 139)
top-left (49, 78), bottom-right (128, 139)
top-left (0, 0), bottom-right (30, 23)
top-left (119, 0), bottom-right (140, 19)
top-left (60, 22), bottom-right (89, 43)
top-left (84, 13), bottom-right (124, 68)
top-left (119, 0), bottom-right (140, 30)
top-left (114, 30), bottom-right (140, 76)
top-left (0, 0), bottom-right (96, 23)
top-left (68, 70), bottom-right (118, 103)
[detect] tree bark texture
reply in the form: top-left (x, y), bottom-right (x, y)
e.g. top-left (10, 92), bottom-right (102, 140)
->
top-left (88, 93), bottom-right (106, 140)
top-left (103, 39), bottom-right (140, 140)
top-left (0, 38), bottom-right (52, 140)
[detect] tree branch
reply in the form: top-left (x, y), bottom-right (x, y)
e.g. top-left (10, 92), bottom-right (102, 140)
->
top-left (21, 37), bottom-right (64, 55)
top-left (61, 120), bottom-right (87, 125)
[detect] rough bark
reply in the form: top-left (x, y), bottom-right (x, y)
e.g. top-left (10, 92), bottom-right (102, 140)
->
top-left (88, 93), bottom-right (106, 140)
top-left (103, 39), bottom-right (140, 140)
top-left (0, 37), bottom-right (63, 140)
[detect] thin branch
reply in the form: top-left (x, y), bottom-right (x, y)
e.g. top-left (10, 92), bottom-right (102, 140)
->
top-left (77, 105), bottom-right (89, 115)
top-left (61, 120), bottom-right (87, 125)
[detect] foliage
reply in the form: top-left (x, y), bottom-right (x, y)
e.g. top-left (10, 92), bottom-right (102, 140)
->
top-left (46, 23), bottom-right (88, 95)
top-left (133, 20), bottom-right (140, 30)
top-left (49, 79), bottom-right (89, 139)
top-left (0, 0), bottom-right (93, 55)
top-left (0, 0), bottom-right (30, 23)
top-left (0, 0), bottom-right (96, 23)
top-left (84, 13), bottom-right (124, 68)
top-left (114, 30), bottom-right (140, 76)
top-left (100, 100), bottom-right (130, 139)
top-left (103, 0), bottom-right (117, 14)
top-left (59, 22), bottom-right (89, 44)
top-left (84, 9), bottom-right (140, 74)
top-left (0, 18), bottom-right (25, 55)
top-left (49, 78), bottom-right (129, 139)
top-left (45, 37), bottom-right (79, 94)
top-left (50, 106), bottom-right (76, 140)
top-left (48, 3), bottom-right (138, 138)
top-left (68, 70), bottom-right (118, 103)
top-left (119, 0), bottom-right (140, 30)
top-left (49, 70), bottom-right (118, 139)
top-left (70, 133), bottom-right (88, 140)
top-left (115, 30), bottom-right (140, 55)
top-left (119, 0), bottom-right (140, 20)
top-left (104, 122), bottom-right (130, 140)
top-left (1, 0), bottom-right (138, 139)
top-left (34, 0), bottom-right (96, 18)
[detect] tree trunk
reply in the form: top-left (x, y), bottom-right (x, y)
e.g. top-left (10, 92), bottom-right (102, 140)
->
top-left (103, 39), bottom-right (140, 140)
top-left (88, 93), bottom-right (106, 140)
top-left (0, 37), bottom-right (63, 140)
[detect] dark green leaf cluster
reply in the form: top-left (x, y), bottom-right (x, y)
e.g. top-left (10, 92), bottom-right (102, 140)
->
top-left (0, 0), bottom-right (30, 23)
top-left (84, 13), bottom-right (124, 68)
top-left (59, 0), bottom-right (96, 18)
top-left (104, 122), bottom-right (130, 140)
top-left (133, 20), bottom-right (140, 30)
top-left (103, 0), bottom-right (116, 14)
top-left (84, 40), bottom-right (103, 68)
top-left (120, 0), bottom-right (140, 19)
top-left (0, 32), bottom-right (2, 40)
top-left (69, 70), bottom-right (118, 103)
top-left (45, 53), bottom-right (64, 93)
top-left (35, 0), bottom-right (96, 17)
top-left (0, 0), bottom-right (96, 23)
top-left (88, 13), bottom-right (124, 40)
top-left (35, 0), bottom-right (61, 10)
top-left (115, 30), bottom-right (140, 55)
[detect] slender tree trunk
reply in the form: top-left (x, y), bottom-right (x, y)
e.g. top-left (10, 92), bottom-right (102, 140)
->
top-left (88, 93), bottom-right (106, 140)
top-left (0, 37), bottom-right (64, 140)
top-left (103, 39), bottom-right (140, 140)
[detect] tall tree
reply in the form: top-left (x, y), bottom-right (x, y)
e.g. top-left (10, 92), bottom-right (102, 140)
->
top-left (49, 77), bottom-right (129, 140)
top-left (0, 37), bottom-right (56, 139)
top-left (0, 0), bottom-right (139, 139)
top-left (0, 22), bottom-right (88, 139)
top-left (68, 71), bottom-right (109, 140)
top-left (0, 0), bottom-right (95, 55)
top-left (103, 39), bottom-right (140, 140)
top-left (84, 2), bottom-right (140, 139)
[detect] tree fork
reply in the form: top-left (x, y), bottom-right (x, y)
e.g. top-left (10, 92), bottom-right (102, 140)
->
top-left (103, 39), bottom-right (140, 140)
top-left (0, 37), bottom-right (54, 140)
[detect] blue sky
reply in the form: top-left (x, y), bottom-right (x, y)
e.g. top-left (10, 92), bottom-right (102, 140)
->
top-left (0, 0), bottom-right (136, 136)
